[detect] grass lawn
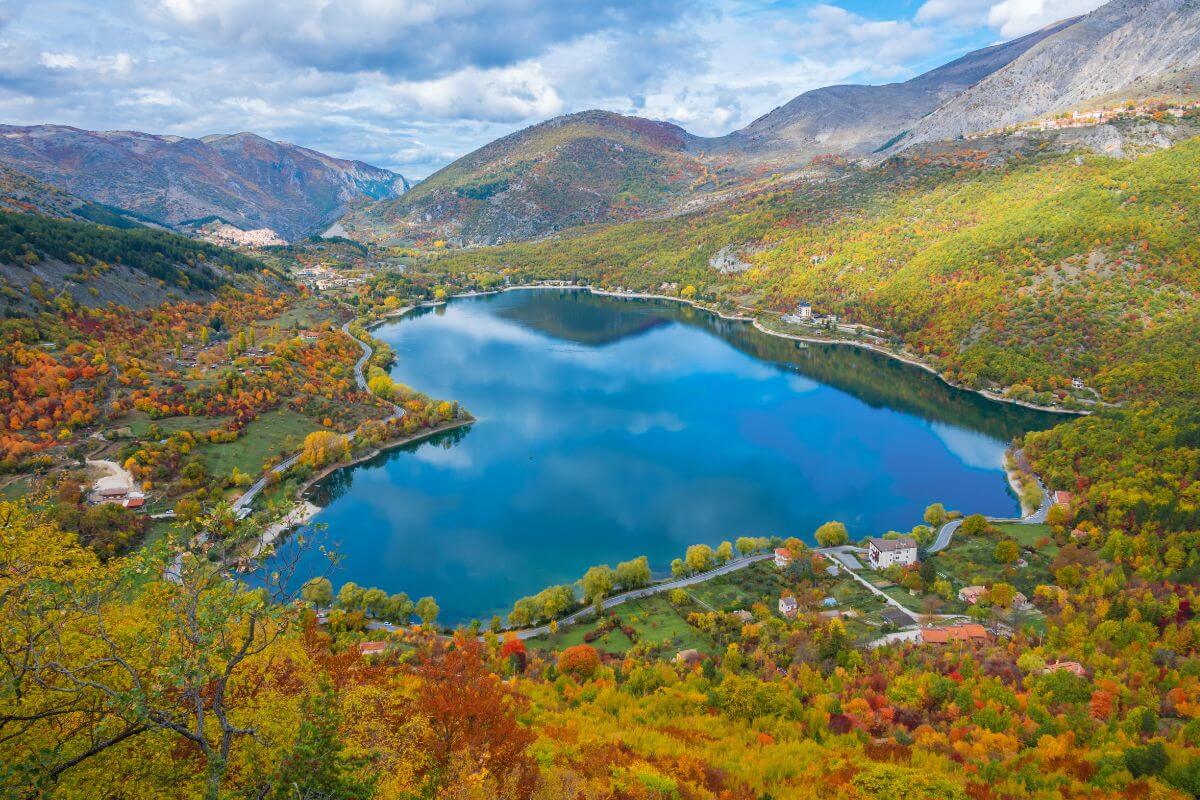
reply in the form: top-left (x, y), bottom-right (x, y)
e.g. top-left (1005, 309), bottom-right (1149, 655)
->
top-left (993, 523), bottom-right (1057, 554)
top-left (527, 594), bottom-right (714, 655)
top-left (0, 476), bottom-right (32, 500)
top-left (196, 408), bottom-right (321, 480)
top-left (121, 411), bottom-right (229, 439)
top-left (686, 560), bottom-right (785, 612)
top-left (929, 533), bottom-right (1054, 597)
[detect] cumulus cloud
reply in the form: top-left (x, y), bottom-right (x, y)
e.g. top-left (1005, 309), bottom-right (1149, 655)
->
top-left (140, 0), bottom-right (695, 79)
top-left (0, 0), bottom-right (1081, 178)
top-left (987, 0), bottom-right (1104, 37)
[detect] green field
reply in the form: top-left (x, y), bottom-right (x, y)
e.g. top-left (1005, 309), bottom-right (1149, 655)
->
top-left (195, 408), bottom-right (320, 480)
top-left (992, 522), bottom-right (1056, 553)
top-left (929, 530), bottom-right (1054, 597)
top-left (685, 560), bottom-right (784, 612)
top-left (121, 411), bottom-right (229, 439)
top-left (527, 594), bottom-right (714, 656)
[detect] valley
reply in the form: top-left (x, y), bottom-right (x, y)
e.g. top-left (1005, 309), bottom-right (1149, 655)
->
top-left (2, 0), bottom-right (1200, 798)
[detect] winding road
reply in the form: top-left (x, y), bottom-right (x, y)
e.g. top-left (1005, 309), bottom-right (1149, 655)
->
top-left (928, 471), bottom-right (1051, 553)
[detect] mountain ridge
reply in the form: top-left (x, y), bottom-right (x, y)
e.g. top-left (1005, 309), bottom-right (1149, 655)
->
top-left (0, 125), bottom-right (409, 241)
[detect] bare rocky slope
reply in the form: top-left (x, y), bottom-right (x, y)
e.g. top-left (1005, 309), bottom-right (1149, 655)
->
top-left (701, 18), bottom-right (1075, 172)
top-left (896, 0), bottom-right (1200, 148)
top-left (0, 127), bottom-right (409, 241)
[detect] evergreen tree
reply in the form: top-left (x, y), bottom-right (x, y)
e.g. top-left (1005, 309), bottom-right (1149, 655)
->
top-left (268, 676), bottom-right (375, 800)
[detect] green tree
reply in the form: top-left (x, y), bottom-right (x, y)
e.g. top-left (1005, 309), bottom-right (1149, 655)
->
top-left (716, 540), bottom-right (734, 564)
top-left (670, 558), bottom-right (686, 578)
top-left (301, 577), bottom-right (333, 608)
top-left (580, 565), bottom-right (615, 604)
top-left (960, 514), bottom-right (989, 536)
top-left (814, 521), bottom-right (849, 548)
top-left (615, 555), bottom-right (651, 589)
top-left (1125, 742), bottom-right (1168, 778)
top-left (924, 503), bottom-right (947, 528)
top-left (685, 544), bottom-right (715, 573)
top-left (267, 676), bottom-right (374, 800)
top-left (385, 592), bottom-right (414, 624)
top-left (415, 596), bottom-right (440, 627)
top-left (336, 581), bottom-right (365, 611)
top-left (735, 536), bottom-right (758, 556)
top-left (994, 539), bottom-right (1020, 565)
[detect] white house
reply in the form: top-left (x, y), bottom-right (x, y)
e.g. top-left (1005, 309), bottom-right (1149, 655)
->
top-left (778, 595), bottom-right (799, 618)
top-left (773, 547), bottom-right (794, 568)
top-left (866, 537), bottom-right (918, 569)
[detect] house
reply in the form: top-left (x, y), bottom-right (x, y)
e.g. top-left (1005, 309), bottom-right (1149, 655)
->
top-left (358, 641), bottom-right (389, 657)
top-left (674, 649), bottom-right (703, 667)
top-left (795, 302), bottom-right (813, 320)
top-left (1071, 377), bottom-right (1085, 390)
top-left (821, 597), bottom-right (839, 608)
top-left (778, 595), bottom-right (799, 618)
top-left (880, 607), bottom-right (916, 628)
top-left (866, 537), bottom-right (918, 569)
top-left (123, 496), bottom-right (146, 510)
top-left (920, 624), bottom-right (989, 645)
top-left (1054, 490), bottom-right (1073, 506)
top-left (774, 547), bottom-right (794, 568)
top-left (1043, 660), bottom-right (1087, 677)
top-left (97, 486), bottom-right (128, 499)
top-left (731, 609), bottom-right (754, 623)
top-left (958, 586), bottom-right (988, 605)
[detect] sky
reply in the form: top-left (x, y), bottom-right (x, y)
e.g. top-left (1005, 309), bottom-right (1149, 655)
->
top-left (0, 0), bottom-right (1106, 178)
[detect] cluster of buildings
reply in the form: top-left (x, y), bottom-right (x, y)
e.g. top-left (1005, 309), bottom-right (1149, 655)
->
top-left (294, 265), bottom-right (363, 292)
top-left (969, 100), bottom-right (1200, 139)
top-left (782, 302), bottom-right (839, 327)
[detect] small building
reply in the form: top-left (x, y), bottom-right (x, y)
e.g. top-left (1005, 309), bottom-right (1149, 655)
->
top-left (795, 302), bottom-right (813, 320)
top-left (821, 597), bottom-right (839, 608)
top-left (1043, 660), bottom-right (1087, 677)
top-left (778, 595), bottom-right (799, 619)
top-left (1054, 490), bottom-right (1073, 507)
top-left (773, 547), bottom-right (794, 568)
top-left (866, 537), bottom-right (918, 569)
top-left (97, 486), bottom-right (128, 499)
top-left (880, 607), bottom-right (916, 628)
top-left (730, 609), bottom-right (754, 623)
top-left (358, 641), bottom-right (389, 657)
top-left (674, 649), bottom-right (703, 667)
top-left (958, 586), bottom-right (988, 605)
top-left (123, 496), bottom-right (146, 510)
top-left (1071, 377), bottom-right (1085, 390)
top-left (1012, 591), bottom-right (1032, 611)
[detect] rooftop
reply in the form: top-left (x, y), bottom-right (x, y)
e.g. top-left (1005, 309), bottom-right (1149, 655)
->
top-left (868, 537), bottom-right (917, 552)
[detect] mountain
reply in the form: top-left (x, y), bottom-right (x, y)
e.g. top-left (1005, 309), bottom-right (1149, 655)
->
top-left (338, 19), bottom-right (1068, 246)
top-left (341, 110), bottom-right (710, 246)
top-left (0, 126), bottom-right (409, 241)
top-left (896, 0), bottom-right (1200, 148)
top-left (703, 18), bottom-right (1076, 170)
top-left (0, 163), bottom-right (151, 229)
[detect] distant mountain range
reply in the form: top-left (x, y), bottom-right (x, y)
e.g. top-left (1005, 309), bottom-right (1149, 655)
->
top-left (345, 0), bottom-right (1200, 246)
top-left (0, 127), bottom-right (409, 241)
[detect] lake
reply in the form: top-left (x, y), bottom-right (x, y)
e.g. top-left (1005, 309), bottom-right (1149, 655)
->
top-left (269, 289), bottom-right (1061, 623)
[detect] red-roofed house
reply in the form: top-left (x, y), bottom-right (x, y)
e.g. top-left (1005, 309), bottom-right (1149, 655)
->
top-left (123, 496), bottom-right (146, 509)
top-left (358, 641), bottom-right (388, 657)
top-left (774, 548), bottom-right (794, 568)
top-left (1054, 491), bottom-right (1073, 506)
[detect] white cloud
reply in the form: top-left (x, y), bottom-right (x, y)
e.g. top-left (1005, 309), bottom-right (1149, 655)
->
top-left (987, 0), bottom-right (1104, 37)
top-left (39, 51), bottom-right (78, 69)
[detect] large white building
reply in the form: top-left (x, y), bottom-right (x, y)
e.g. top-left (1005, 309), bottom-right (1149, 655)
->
top-left (866, 537), bottom-right (918, 569)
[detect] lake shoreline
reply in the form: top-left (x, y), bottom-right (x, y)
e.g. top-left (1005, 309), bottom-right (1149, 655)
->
top-left (371, 284), bottom-right (1087, 419)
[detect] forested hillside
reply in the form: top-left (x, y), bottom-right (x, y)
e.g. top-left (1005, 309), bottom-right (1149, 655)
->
top-left (428, 133), bottom-right (1200, 406)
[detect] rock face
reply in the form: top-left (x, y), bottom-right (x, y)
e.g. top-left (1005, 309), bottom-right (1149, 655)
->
top-left (897, 0), bottom-right (1200, 148)
top-left (704, 19), bottom-right (1074, 170)
top-left (0, 126), bottom-right (409, 241)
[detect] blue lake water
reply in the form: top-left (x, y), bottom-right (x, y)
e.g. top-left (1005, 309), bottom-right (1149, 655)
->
top-left (269, 289), bottom-right (1060, 623)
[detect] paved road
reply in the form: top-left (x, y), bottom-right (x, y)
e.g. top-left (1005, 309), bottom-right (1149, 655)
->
top-left (928, 473), bottom-right (1051, 553)
top-left (505, 554), bottom-right (773, 640)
